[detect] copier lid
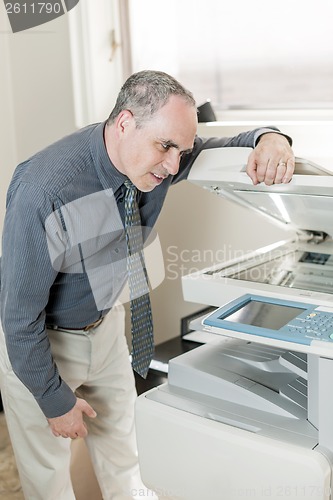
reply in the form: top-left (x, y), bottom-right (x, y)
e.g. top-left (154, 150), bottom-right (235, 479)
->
top-left (188, 147), bottom-right (333, 237)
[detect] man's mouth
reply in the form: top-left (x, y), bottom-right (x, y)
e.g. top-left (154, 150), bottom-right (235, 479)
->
top-left (152, 172), bottom-right (167, 181)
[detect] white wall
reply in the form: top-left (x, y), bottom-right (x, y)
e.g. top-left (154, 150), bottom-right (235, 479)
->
top-left (0, 18), bottom-right (17, 235)
top-left (0, 8), bottom-right (77, 235)
top-left (0, 0), bottom-right (125, 232)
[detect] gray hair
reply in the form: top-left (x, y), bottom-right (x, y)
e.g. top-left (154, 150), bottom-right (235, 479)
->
top-left (107, 70), bottom-right (196, 127)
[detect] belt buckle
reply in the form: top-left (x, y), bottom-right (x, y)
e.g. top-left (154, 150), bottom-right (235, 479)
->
top-left (83, 318), bottom-right (103, 332)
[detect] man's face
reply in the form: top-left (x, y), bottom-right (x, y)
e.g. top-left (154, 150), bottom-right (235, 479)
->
top-left (113, 95), bottom-right (198, 192)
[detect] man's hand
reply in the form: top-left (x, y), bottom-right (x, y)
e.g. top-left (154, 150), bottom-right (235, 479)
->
top-left (246, 133), bottom-right (295, 185)
top-left (48, 398), bottom-right (97, 439)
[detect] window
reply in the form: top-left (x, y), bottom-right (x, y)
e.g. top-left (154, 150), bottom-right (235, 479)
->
top-left (128, 0), bottom-right (333, 112)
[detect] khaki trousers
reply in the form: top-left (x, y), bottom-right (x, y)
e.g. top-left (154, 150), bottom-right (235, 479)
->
top-left (0, 304), bottom-right (155, 500)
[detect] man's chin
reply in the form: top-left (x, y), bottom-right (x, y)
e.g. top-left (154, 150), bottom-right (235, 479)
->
top-left (139, 185), bottom-right (156, 193)
top-left (136, 175), bottom-right (162, 192)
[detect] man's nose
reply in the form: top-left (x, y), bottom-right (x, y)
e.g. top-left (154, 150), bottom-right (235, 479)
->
top-left (165, 149), bottom-right (180, 175)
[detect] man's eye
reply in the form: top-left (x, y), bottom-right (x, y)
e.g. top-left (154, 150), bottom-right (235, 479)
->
top-left (161, 143), bottom-right (170, 151)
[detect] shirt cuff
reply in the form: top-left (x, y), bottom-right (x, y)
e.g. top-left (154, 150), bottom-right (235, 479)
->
top-left (35, 379), bottom-right (77, 418)
top-left (254, 128), bottom-right (293, 147)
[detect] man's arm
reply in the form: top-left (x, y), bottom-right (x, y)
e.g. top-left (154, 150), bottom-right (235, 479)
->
top-left (1, 182), bottom-right (76, 416)
top-left (1, 182), bottom-right (96, 438)
top-left (173, 126), bottom-right (294, 185)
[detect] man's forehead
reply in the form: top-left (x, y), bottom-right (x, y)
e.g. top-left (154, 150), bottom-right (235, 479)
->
top-left (146, 99), bottom-right (197, 147)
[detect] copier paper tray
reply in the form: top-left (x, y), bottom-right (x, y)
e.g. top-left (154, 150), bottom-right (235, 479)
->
top-left (182, 148), bottom-right (333, 308)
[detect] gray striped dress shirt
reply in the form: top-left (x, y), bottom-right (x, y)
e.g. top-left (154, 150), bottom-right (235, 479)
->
top-left (0, 121), bottom-right (287, 417)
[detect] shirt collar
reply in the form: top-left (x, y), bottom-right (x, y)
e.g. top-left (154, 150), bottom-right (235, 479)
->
top-left (90, 121), bottom-right (126, 194)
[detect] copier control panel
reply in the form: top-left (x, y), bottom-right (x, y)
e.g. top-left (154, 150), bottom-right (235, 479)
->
top-left (203, 294), bottom-right (333, 348)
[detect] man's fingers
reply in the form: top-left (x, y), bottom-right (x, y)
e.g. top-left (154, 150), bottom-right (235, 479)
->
top-left (54, 422), bottom-right (87, 439)
top-left (77, 398), bottom-right (97, 419)
top-left (247, 155), bottom-right (295, 185)
top-left (48, 398), bottom-right (94, 439)
top-left (246, 150), bottom-right (259, 184)
top-left (84, 405), bottom-right (97, 418)
top-left (256, 160), bottom-right (274, 184)
top-left (272, 157), bottom-right (295, 184)
top-left (282, 158), bottom-right (295, 183)
top-left (72, 421), bottom-right (88, 439)
top-left (272, 161), bottom-right (287, 184)
top-left (246, 132), bottom-right (295, 185)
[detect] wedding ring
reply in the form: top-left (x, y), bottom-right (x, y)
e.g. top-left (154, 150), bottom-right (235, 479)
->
top-left (278, 161), bottom-right (287, 167)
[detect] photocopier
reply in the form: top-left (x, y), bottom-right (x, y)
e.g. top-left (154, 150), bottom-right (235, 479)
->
top-left (136, 148), bottom-right (333, 499)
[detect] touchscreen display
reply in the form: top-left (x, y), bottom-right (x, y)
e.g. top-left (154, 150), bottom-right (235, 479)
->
top-left (219, 300), bottom-right (305, 330)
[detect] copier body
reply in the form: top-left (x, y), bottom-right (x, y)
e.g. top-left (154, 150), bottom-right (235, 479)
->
top-left (135, 149), bottom-right (333, 500)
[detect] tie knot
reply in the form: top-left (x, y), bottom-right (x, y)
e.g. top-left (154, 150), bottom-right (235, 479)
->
top-left (124, 180), bottom-right (137, 210)
top-left (124, 179), bottom-right (136, 192)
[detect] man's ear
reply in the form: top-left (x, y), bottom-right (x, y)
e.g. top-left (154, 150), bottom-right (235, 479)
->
top-left (117, 110), bottom-right (134, 133)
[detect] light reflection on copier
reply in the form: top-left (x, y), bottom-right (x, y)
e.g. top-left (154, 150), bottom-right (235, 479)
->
top-left (207, 249), bottom-right (333, 295)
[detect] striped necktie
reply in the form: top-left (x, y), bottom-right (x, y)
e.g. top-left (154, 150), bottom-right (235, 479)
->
top-left (124, 180), bottom-right (154, 378)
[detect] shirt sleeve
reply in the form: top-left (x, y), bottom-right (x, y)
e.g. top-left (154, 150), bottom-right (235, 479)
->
top-left (172, 126), bottom-right (292, 184)
top-left (0, 181), bottom-right (77, 418)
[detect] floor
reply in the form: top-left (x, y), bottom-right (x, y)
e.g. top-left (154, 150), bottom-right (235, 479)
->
top-left (0, 413), bottom-right (23, 499)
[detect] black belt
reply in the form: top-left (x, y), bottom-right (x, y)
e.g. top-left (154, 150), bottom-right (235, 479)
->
top-left (47, 317), bottom-right (104, 332)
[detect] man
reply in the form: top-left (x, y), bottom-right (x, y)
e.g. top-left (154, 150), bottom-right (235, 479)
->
top-left (0, 70), bottom-right (294, 499)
